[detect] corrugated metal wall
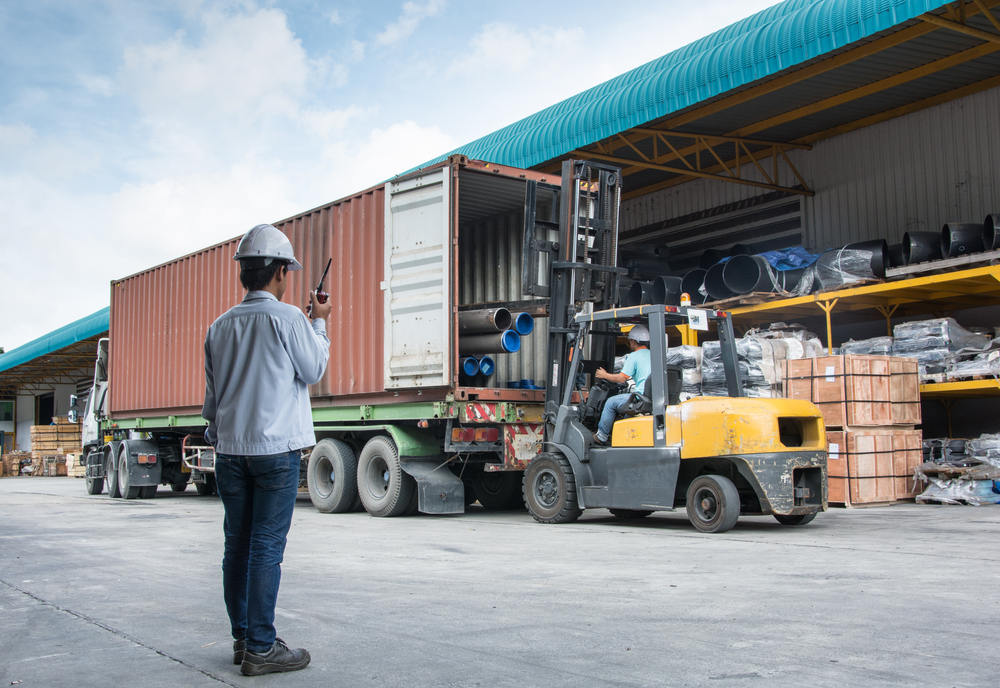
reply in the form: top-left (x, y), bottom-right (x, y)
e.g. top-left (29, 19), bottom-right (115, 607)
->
top-left (109, 188), bottom-right (387, 416)
top-left (458, 212), bottom-right (549, 388)
top-left (622, 85), bottom-right (1000, 252)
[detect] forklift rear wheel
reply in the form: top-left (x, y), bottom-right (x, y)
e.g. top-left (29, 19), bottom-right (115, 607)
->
top-left (195, 474), bottom-right (217, 496)
top-left (86, 477), bottom-right (104, 495)
top-left (473, 470), bottom-right (524, 510)
top-left (170, 482), bottom-right (188, 492)
top-left (774, 512), bottom-right (817, 526)
top-left (609, 509), bottom-right (653, 519)
top-left (524, 453), bottom-right (582, 524)
top-left (357, 436), bottom-right (415, 518)
top-left (106, 454), bottom-right (121, 499)
top-left (686, 475), bottom-right (740, 533)
top-left (307, 439), bottom-right (359, 513)
top-left (139, 486), bottom-right (157, 499)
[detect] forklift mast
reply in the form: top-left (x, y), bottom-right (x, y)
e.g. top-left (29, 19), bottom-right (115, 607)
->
top-left (540, 161), bottom-right (624, 427)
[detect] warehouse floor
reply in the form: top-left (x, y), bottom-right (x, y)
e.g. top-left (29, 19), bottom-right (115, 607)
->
top-left (1, 477), bottom-right (997, 688)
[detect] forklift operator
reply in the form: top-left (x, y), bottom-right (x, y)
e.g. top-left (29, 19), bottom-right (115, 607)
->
top-left (593, 325), bottom-right (651, 444)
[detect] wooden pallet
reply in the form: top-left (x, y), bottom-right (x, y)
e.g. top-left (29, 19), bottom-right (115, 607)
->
top-left (885, 249), bottom-right (1000, 280)
top-left (703, 292), bottom-right (781, 309)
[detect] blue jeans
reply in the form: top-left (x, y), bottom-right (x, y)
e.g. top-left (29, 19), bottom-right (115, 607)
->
top-left (215, 451), bottom-right (300, 653)
top-left (597, 393), bottom-right (631, 439)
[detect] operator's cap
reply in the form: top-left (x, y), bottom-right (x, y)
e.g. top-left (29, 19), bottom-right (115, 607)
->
top-left (233, 224), bottom-right (302, 271)
top-left (627, 324), bottom-right (650, 342)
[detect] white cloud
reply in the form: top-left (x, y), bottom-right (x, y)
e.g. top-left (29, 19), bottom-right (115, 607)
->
top-left (327, 10), bottom-right (344, 25)
top-left (349, 39), bottom-right (365, 63)
top-left (78, 74), bottom-right (114, 97)
top-left (0, 122), bottom-right (36, 150)
top-left (375, 0), bottom-right (445, 46)
top-left (450, 23), bottom-right (587, 77)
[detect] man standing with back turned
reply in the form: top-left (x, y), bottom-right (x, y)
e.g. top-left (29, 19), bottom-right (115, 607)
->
top-left (202, 224), bottom-right (331, 676)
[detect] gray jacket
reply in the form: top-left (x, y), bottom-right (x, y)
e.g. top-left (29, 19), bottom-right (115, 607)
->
top-left (202, 291), bottom-right (330, 455)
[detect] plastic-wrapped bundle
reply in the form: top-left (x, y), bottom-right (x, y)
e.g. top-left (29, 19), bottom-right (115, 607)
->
top-left (840, 336), bottom-right (894, 356)
top-left (893, 318), bottom-right (992, 352)
top-left (701, 339), bottom-right (774, 398)
top-left (664, 345), bottom-right (702, 401)
top-left (947, 351), bottom-right (1000, 379)
top-left (968, 433), bottom-right (1000, 457)
top-left (815, 248), bottom-right (880, 291)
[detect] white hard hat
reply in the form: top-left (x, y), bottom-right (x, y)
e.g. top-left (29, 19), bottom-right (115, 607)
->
top-left (233, 224), bottom-right (302, 271)
top-left (627, 324), bottom-right (650, 342)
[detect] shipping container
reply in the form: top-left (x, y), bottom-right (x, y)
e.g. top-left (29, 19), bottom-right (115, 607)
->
top-left (108, 156), bottom-right (557, 418)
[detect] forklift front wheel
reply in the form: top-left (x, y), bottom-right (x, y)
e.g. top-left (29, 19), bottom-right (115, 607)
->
top-left (685, 474), bottom-right (740, 533)
top-left (524, 453), bottom-right (582, 524)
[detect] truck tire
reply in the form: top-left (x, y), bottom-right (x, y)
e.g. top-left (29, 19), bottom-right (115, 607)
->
top-left (106, 453), bottom-right (122, 499)
top-left (524, 453), bottom-right (582, 524)
top-left (118, 449), bottom-right (140, 500)
top-left (609, 509), bottom-right (653, 519)
top-left (307, 439), bottom-right (358, 513)
top-left (170, 481), bottom-right (188, 492)
top-left (473, 471), bottom-right (524, 510)
top-left (686, 474), bottom-right (740, 533)
top-left (195, 474), bottom-right (216, 496)
top-left (357, 436), bottom-right (414, 518)
top-left (774, 512), bottom-right (817, 526)
top-left (86, 477), bottom-right (104, 495)
top-left (139, 486), bottom-right (157, 499)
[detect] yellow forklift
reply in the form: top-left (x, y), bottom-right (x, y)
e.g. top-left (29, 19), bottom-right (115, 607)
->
top-left (521, 160), bottom-right (827, 532)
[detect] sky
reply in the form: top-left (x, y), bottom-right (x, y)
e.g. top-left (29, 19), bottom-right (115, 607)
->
top-left (0, 0), bottom-right (780, 351)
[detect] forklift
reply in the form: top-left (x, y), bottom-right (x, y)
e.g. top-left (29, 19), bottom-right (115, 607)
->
top-left (521, 160), bottom-right (827, 533)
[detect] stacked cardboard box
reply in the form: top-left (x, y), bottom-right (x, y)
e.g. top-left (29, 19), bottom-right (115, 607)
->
top-left (784, 355), bottom-right (922, 506)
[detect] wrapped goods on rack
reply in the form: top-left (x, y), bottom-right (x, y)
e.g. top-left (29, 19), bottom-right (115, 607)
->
top-left (915, 451), bottom-right (1000, 505)
top-left (947, 348), bottom-right (1000, 380)
top-left (815, 244), bottom-right (887, 291)
top-left (840, 336), bottom-right (894, 356)
top-left (893, 317), bottom-right (991, 378)
top-left (664, 345), bottom-right (702, 401)
top-left (701, 339), bottom-right (774, 398)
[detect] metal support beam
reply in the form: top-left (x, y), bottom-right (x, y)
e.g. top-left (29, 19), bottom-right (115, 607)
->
top-left (920, 10), bottom-right (1000, 44)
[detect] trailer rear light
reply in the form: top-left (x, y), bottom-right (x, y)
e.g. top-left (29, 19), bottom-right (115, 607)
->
top-left (474, 428), bottom-right (499, 443)
top-left (137, 454), bottom-right (156, 464)
top-left (452, 428), bottom-right (477, 443)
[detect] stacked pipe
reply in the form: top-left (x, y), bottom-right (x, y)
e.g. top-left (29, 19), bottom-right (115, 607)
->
top-left (458, 308), bottom-right (534, 357)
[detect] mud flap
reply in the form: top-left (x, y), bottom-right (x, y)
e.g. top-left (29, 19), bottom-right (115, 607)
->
top-left (401, 461), bottom-right (465, 514)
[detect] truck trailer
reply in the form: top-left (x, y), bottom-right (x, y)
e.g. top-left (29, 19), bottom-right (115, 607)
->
top-left (84, 156), bottom-right (561, 515)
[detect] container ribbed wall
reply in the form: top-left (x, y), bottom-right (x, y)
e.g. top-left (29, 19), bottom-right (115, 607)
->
top-left (622, 85), bottom-right (1000, 252)
top-left (109, 188), bottom-right (387, 416)
top-left (458, 212), bottom-right (549, 388)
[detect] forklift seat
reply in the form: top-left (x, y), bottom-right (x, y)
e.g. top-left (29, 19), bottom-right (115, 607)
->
top-left (618, 366), bottom-right (682, 418)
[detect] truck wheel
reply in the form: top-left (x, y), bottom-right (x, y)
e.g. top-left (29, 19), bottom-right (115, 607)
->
top-left (139, 486), bottom-right (157, 499)
top-left (524, 453), bottom-right (582, 524)
top-left (307, 439), bottom-right (358, 513)
top-left (170, 482), bottom-right (188, 492)
top-left (106, 454), bottom-right (122, 499)
top-left (609, 509), bottom-right (653, 519)
top-left (473, 471), bottom-right (524, 510)
top-left (86, 477), bottom-right (104, 495)
top-left (195, 474), bottom-right (216, 496)
top-left (774, 512), bottom-right (817, 526)
top-left (118, 450), bottom-right (140, 500)
top-left (686, 475), bottom-right (740, 533)
top-left (357, 436), bottom-right (414, 518)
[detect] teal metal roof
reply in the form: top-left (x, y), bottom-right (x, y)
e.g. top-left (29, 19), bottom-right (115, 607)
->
top-left (0, 307), bottom-right (109, 374)
top-left (407, 0), bottom-right (947, 174)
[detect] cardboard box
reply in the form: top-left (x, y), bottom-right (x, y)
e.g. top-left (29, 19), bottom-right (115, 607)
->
top-left (827, 429), bottom-right (923, 506)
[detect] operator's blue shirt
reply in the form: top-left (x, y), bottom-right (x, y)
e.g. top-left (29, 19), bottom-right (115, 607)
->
top-left (622, 347), bottom-right (651, 392)
top-left (202, 291), bottom-right (330, 455)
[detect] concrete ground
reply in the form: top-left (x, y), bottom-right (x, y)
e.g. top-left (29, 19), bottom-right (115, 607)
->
top-left (0, 477), bottom-right (997, 688)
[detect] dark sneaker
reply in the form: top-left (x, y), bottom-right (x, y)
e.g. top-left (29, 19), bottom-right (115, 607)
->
top-left (233, 639), bottom-right (246, 665)
top-left (240, 638), bottom-right (311, 676)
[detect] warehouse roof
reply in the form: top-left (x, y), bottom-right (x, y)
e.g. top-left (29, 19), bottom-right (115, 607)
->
top-left (408, 0), bottom-right (1000, 201)
top-left (0, 308), bottom-right (108, 394)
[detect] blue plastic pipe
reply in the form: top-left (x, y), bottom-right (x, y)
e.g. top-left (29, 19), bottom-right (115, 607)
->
top-left (512, 312), bottom-right (534, 335)
top-left (461, 357), bottom-right (480, 376)
top-left (478, 356), bottom-right (495, 376)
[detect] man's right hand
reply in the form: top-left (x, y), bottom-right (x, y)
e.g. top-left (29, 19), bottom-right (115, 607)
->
top-left (308, 290), bottom-right (333, 321)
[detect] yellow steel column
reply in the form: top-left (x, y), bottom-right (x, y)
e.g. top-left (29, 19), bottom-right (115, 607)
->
top-left (817, 299), bottom-right (839, 352)
top-left (875, 303), bottom-right (900, 337)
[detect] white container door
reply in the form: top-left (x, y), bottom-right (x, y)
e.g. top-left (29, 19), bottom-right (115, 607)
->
top-left (383, 168), bottom-right (451, 389)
